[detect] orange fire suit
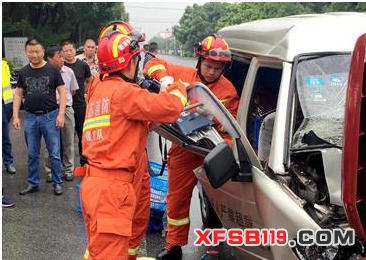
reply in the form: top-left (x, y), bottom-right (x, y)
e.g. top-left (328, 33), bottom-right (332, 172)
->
top-left (80, 75), bottom-right (187, 260)
top-left (86, 76), bottom-right (151, 260)
top-left (144, 58), bottom-right (239, 246)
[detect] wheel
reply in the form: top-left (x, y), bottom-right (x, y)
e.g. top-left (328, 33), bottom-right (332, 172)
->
top-left (199, 191), bottom-right (222, 229)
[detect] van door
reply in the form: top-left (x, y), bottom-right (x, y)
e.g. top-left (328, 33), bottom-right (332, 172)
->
top-left (154, 79), bottom-right (272, 260)
top-left (249, 59), bottom-right (321, 260)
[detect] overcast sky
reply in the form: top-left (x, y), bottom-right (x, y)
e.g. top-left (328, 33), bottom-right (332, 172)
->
top-left (125, 2), bottom-right (194, 42)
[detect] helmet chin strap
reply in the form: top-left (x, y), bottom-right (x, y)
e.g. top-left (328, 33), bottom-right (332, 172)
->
top-left (119, 73), bottom-right (135, 83)
top-left (115, 54), bottom-right (141, 83)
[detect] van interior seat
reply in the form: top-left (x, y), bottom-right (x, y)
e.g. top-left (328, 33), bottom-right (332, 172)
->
top-left (258, 112), bottom-right (276, 166)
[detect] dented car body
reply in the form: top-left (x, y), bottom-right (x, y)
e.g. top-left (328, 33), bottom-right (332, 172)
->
top-left (154, 13), bottom-right (366, 260)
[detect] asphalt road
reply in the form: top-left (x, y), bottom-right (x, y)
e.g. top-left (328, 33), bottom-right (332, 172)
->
top-left (2, 55), bottom-right (237, 260)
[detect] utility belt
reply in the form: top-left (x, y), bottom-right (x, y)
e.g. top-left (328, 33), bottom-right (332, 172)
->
top-left (75, 165), bottom-right (134, 183)
top-left (27, 108), bottom-right (57, 115)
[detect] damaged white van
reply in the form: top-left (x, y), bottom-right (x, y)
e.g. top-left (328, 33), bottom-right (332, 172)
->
top-left (154, 12), bottom-right (366, 260)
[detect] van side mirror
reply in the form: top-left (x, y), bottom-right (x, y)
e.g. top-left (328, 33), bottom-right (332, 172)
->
top-left (203, 143), bottom-right (240, 189)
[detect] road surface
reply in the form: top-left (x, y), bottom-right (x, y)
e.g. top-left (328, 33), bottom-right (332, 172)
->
top-left (3, 54), bottom-right (237, 260)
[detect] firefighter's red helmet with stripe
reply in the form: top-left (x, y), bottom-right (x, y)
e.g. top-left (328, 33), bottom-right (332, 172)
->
top-left (196, 34), bottom-right (232, 63)
top-left (98, 31), bottom-right (140, 75)
top-left (99, 21), bottom-right (145, 43)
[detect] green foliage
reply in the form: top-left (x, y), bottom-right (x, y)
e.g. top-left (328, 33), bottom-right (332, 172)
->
top-left (173, 2), bottom-right (365, 56)
top-left (323, 2), bottom-right (366, 12)
top-left (173, 3), bottom-right (229, 56)
top-left (2, 2), bottom-right (129, 47)
top-left (216, 3), bottom-right (311, 30)
top-left (149, 36), bottom-right (174, 53)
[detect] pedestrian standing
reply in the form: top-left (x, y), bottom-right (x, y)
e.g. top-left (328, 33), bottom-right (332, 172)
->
top-left (2, 59), bottom-right (16, 174)
top-left (13, 39), bottom-right (66, 196)
top-left (2, 58), bottom-right (16, 208)
top-left (61, 39), bottom-right (92, 166)
top-left (44, 45), bottom-right (79, 182)
top-left (76, 39), bottom-right (99, 77)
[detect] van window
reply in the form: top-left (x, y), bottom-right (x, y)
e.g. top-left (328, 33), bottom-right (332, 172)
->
top-left (246, 67), bottom-right (282, 162)
top-left (224, 58), bottom-right (251, 97)
top-left (292, 54), bottom-right (351, 149)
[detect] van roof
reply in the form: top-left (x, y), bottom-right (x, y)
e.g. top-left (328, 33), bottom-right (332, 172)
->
top-left (219, 12), bottom-right (366, 62)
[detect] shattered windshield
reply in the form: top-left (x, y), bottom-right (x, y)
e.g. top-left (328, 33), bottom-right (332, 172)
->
top-left (292, 54), bottom-right (351, 149)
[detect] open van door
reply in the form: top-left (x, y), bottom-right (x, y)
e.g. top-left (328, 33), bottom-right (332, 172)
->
top-left (343, 33), bottom-right (366, 242)
top-left (152, 82), bottom-right (261, 187)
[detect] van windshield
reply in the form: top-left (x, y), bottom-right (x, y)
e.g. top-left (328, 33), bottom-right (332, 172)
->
top-left (292, 54), bottom-right (351, 149)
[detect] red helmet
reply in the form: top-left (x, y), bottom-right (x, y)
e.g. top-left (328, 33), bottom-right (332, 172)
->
top-left (98, 31), bottom-right (141, 75)
top-left (99, 21), bottom-right (145, 43)
top-left (196, 34), bottom-right (232, 63)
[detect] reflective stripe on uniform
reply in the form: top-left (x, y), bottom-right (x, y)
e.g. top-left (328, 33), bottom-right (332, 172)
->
top-left (83, 114), bottom-right (111, 132)
top-left (2, 60), bottom-right (13, 104)
top-left (167, 216), bottom-right (190, 226)
top-left (128, 246), bottom-right (139, 256)
top-left (112, 34), bottom-right (125, 58)
top-left (83, 248), bottom-right (89, 259)
top-left (2, 85), bottom-right (13, 104)
top-left (168, 89), bottom-right (187, 106)
top-left (3, 86), bottom-right (12, 92)
top-left (220, 99), bottom-right (227, 105)
top-left (147, 64), bottom-right (166, 77)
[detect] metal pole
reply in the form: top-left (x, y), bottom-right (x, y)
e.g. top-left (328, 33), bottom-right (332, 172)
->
top-left (174, 36), bottom-right (176, 55)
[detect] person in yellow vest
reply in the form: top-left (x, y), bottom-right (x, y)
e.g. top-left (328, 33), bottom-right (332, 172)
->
top-left (2, 59), bottom-right (16, 208)
top-left (2, 59), bottom-right (16, 174)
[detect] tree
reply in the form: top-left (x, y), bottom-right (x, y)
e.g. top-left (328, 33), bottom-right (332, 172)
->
top-left (149, 36), bottom-right (175, 51)
top-left (173, 3), bottom-right (229, 56)
top-left (2, 3), bottom-right (129, 47)
top-left (173, 2), bottom-right (315, 56)
top-left (217, 2), bottom-right (312, 29)
top-left (165, 2), bottom-right (366, 57)
top-left (323, 2), bottom-right (366, 12)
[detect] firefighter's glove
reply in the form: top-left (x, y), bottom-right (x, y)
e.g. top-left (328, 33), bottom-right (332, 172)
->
top-left (160, 76), bottom-right (174, 91)
top-left (140, 78), bottom-right (161, 93)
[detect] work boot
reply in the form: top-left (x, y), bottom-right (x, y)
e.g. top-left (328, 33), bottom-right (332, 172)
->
top-left (156, 243), bottom-right (182, 260)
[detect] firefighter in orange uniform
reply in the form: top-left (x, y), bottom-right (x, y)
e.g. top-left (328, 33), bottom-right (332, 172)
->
top-left (80, 28), bottom-right (187, 260)
top-left (86, 21), bottom-right (153, 260)
top-left (144, 34), bottom-right (239, 260)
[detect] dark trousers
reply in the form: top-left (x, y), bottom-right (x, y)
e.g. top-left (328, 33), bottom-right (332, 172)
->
top-left (2, 102), bottom-right (14, 167)
top-left (73, 106), bottom-right (88, 166)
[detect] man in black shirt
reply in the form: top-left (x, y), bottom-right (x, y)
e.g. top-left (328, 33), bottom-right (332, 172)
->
top-left (13, 39), bottom-right (66, 196)
top-left (61, 39), bottom-right (92, 166)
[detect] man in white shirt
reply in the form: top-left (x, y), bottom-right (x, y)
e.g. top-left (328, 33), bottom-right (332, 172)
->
top-left (45, 45), bottom-right (79, 181)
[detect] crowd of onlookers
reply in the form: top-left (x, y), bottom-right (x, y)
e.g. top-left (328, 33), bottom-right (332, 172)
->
top-left (2, 39), bottom-right (158, 207)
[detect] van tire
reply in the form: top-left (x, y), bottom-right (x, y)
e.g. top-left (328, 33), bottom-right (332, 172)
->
top-left (199, 192), bottom-right (222, 229)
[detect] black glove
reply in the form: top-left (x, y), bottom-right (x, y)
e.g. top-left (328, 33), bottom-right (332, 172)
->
top-left (140, 78), bottom-right (161, 94)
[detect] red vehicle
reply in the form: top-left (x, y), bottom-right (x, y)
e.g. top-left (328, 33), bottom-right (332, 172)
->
top-left (343, 32), bottom-right (366, 246)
